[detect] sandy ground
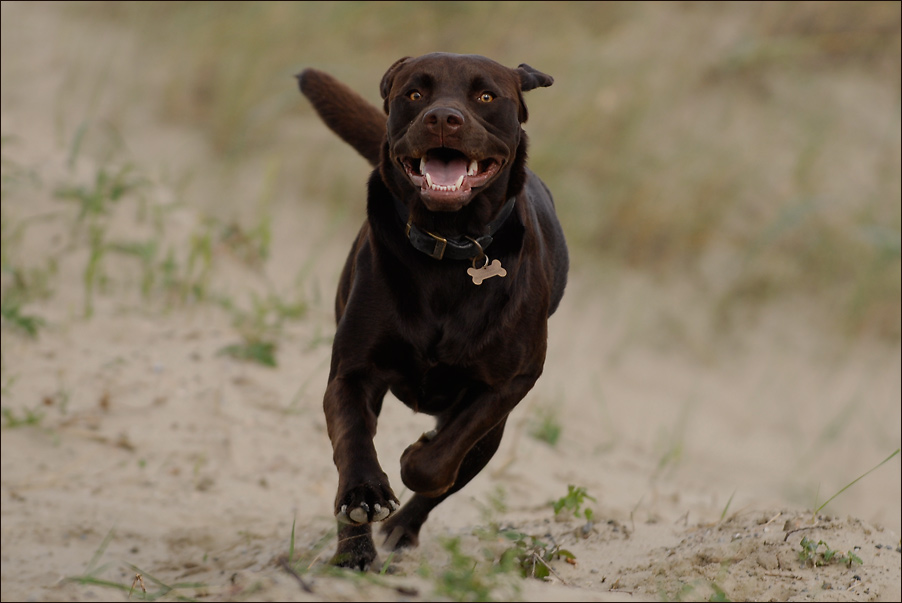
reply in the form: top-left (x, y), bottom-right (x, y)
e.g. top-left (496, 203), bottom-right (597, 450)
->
top-left (2, 3), bottom-right (900, 601)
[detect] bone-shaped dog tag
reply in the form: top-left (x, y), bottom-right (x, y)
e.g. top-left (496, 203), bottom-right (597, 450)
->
top-left (467, 259), bottom-right (507, 285)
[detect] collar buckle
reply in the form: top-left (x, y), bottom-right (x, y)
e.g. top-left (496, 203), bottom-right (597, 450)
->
top-left (407, 220), bottom-right (448, 260)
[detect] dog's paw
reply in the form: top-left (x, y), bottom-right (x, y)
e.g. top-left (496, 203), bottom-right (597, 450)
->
top-left (337, 500), bottom-right (400, 524)
top-left (335, 480), bottom-right (400, 525)
top-left (330, 524), bottom-right (378, 571)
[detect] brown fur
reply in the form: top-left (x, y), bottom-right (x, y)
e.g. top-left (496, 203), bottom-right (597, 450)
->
top-left (297, 53), bottom-right (568, 570)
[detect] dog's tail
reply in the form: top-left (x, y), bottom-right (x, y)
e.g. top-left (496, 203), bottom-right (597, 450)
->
top-left (296, 69), bottom-right (386, 167)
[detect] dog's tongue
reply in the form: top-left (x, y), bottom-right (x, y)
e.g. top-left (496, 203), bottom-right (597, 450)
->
top-left (423, 156), bottom-right (469, 186)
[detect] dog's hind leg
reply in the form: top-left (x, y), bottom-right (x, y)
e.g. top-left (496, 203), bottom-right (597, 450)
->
top-left (380, 418), bottom-right (508, 551)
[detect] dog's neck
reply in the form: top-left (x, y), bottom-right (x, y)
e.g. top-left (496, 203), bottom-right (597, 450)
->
top-left (394, 196), bottom-right (516, 262)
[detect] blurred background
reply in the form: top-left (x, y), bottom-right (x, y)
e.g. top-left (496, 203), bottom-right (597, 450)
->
top-left (4, 1), bottom-right (899, 338)
top-left (2, 0), bottom-right (900, 536)
top-left (6, 1), bottom-right (899, 337)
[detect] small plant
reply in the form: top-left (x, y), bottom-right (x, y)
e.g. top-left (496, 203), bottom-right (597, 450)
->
top-left (527, 406), bottom-right (562, 446)
top-left (552, 484), bottom-right (596, 523)
top-left (422, 536), bottom-right (519, 602)
top-left (811, 448), bottom-right (900, 521)
top-left (797, 537), bottom-right (863, 568)
top-left (497, 530), bottom-right (576, 580)
top-left (64, 528), bottom-right (205, 601)
top-left (218, 339), bottom-right (278, 367)
top-left (54, 163), bottom-right (147, 221)
top-left (278, 519), bottom-right (321, 594)
top-left (0, 296), bottom-right (44, 337)
top-left (1, 406), bottom-right (45, 428)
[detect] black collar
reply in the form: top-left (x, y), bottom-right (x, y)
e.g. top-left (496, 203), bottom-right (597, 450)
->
top-left (394, 197), bottom-right (516, 261)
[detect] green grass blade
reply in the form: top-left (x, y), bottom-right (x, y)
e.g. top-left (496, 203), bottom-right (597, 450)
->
top-left (815, 448), bottom-right (900, 516)
top-left (720, 490), bottom-right (736, 522)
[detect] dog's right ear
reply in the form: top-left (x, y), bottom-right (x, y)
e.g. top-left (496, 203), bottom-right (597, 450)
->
top-left (379, 57), bottom-right (412, 113)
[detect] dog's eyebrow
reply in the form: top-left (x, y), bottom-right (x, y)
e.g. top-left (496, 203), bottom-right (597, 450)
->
top-left (469, 75), bottom-right (498, 94)
top-left (404, 72), bottom-right (434, 93)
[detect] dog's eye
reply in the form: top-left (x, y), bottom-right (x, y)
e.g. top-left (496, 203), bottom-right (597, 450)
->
top-left (477, 92), bottom-right (495, 103)
top-left (408, 91), bottom-right (422, 101)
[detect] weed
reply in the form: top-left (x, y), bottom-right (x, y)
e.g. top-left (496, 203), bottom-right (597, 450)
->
top-left (422, 536), bottom-right (519, 602)
top-left (496, 530), bottom-right (576, 581)
top-left (527, 406), bottom-right (562, 447)
top-left (0, 296), bottom-right (44, 337)
top-left (660, 569), bottom-right (733, 602)
top-left (278, 519), bottom-right (317, 593)
top-left (1, 406), bottom-right (45, 428)
top-left (54, 163), bottom-right (147, 221)
top-left (214, 288), bottom-right (309, 368)
top-left (107, 240), bottom-right (159, 298)
top-left (0, 375), bottom-right (16, 397)
top-left (709, 582), bottom-right (731, 602)
top-left (812, 448), bottom-right (900, 520)
top-left (64, 528), bottom-right (205, 601)
top-left (474, 485), bottom-right (509, 524)
top-left (655, 399), bottom-right (693, 475)
top-left (797, 537), bottom-right (863, 568)
top-left (225, 290), bottom-right (308, 340)
top-left (552, 484), bottom-right (596, 523)
top-left (719, 491), bottom-right (736, 523)
top-left (217, 339), bottom-right (278, 367)
top-left (82, 223), bottom-right (106, 318)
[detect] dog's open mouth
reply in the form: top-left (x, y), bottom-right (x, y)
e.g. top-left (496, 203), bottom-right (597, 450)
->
top-left (401, 149), bottom-right (502, 210)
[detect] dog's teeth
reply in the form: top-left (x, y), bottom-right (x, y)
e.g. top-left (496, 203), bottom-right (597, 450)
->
top-left (420, 157), bottom-right (427, 175)
top-left (454, 175), bottom-right (464, 190)
top-left (468, 160), bottom-right (478, 176)
top-left (425, 173), bottom-right (434, 189)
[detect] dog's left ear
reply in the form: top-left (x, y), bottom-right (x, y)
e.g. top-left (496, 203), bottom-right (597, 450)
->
top-left (516, 64), bottom-right (554, 92)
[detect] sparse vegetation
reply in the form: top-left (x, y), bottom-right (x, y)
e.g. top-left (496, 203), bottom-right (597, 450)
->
top-left (420, 536), bottom-right (520, 602)
top-left (1, 121), bottom-right (310, 365)
top-left (1, 405), bottom-right (45, 428)
top-left (218, 339), bottom-right (278, 367)
top-left (495, 530), bottom-right (576, 581)
top-left (527, 405), bottom-right (562, 447)
top-left (812, 448), bottom-right (901, 520)
top-left (63, 529), bottom-right (206, 602)
top-left (0, 296), bottom-right (44, 337)
top-left (797, 537), bottom-right (863, 568)
top-left (552, 484), bottom-right (597, 523)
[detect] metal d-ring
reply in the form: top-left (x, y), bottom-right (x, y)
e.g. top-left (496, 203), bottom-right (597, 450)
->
top-left (465, 236), bottom-right (487, 269)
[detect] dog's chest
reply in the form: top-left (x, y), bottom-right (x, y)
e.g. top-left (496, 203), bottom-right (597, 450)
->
top-left (390, 360), bottom-right (475, 415)
top-left (388, 318), bottom-right (496, 414)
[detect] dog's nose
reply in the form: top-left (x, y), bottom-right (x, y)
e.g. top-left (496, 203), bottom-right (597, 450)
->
top-left (423, 106), bottom-right (465, 136)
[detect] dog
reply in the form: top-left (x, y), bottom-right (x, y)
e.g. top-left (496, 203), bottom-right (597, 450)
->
top-left (297, 52), bottom-right (568, 570)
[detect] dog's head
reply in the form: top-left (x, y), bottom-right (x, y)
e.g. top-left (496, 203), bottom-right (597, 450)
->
top-left (378, 53), bottom-right (553, 215)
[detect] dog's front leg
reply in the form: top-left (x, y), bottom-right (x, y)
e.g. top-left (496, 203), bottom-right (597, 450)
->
top-left (399, 372), bottom-right (540, 497)
top-left (323, 375), bottom-right (399, 569)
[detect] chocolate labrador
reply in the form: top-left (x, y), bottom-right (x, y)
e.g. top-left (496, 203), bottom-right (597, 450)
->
top-left (297, 53), bottom-right (568, 570)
